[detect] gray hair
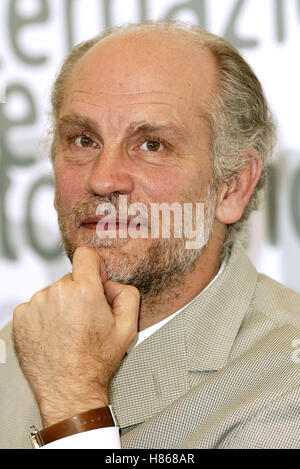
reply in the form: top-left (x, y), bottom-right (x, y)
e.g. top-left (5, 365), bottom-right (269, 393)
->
top-left (50, 19), bottom-right (277, 251)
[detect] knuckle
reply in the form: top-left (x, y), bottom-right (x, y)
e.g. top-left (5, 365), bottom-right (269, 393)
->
top-left (77, 281), bottom-right (97, 303)
top-left (13, 302), bottom-right (28, 318)
top-left (126, 285), bottom-right (140, 303)
top-left (12, 302), bottom-right (29, 333)
top-left (125, 284), bottom-right (140, 297)
top-left (48, 279), bottom-right (66, 299)
top-left (30, 289), bottom-right (46, 305)
top-left (48, 274), bottom-right (72, 299)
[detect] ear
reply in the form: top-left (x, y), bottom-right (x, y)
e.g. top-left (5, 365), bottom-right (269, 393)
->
top-left (215, 150), bottom-right (262, 225)
top-left (53, 194), bottom-right (57, 211)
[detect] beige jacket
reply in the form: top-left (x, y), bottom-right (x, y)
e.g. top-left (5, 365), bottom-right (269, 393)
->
top-left (0, 243), bottom-right (300, 449)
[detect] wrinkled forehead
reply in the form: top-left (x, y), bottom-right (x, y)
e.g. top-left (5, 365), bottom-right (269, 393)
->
top-left (66, 29), bottom-right (218, 111)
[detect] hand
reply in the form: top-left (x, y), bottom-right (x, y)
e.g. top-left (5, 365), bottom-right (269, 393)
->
top-left (13, 246), bottom-right (140, 427)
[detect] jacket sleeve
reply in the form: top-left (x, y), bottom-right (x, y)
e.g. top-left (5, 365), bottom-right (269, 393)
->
top-left (225, 385), bottom-right (300, 449)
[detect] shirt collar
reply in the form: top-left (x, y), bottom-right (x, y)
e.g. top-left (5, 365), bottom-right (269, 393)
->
top-left (128, 253), bottom-right (229, 352)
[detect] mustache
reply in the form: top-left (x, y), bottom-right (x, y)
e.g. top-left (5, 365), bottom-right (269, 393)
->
top-left (68, 195), bottom-right (149, 228)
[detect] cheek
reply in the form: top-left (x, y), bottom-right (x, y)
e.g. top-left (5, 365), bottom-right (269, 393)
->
top-left (139, 167), bottom-right (203, 204)
top-left (54, 164), bottom-right (87, 210)
top-left (138, 169), bottom-right (181, 203)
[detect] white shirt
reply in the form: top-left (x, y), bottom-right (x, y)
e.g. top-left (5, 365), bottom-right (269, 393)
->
top-left (42, 258), bottom-right (227, 449)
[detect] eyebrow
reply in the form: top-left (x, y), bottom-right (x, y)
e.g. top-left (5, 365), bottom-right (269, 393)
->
top-left (58, 115), bottom-right (188, 141)
top-left (126, 121), bottom-right (187, 141)
top-left (58, 115), bottom-right (100, 136)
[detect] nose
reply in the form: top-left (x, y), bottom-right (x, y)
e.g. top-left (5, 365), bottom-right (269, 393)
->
top-left (86, 146), bottom-right (135, 197)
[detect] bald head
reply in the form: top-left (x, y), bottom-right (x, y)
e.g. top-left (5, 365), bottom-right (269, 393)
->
top-left (51, 23), bottom-right (222, 123)
top-left (75, 28), bottom-right (216, 91)
top-left (60, 28), bottom-right (218, 136)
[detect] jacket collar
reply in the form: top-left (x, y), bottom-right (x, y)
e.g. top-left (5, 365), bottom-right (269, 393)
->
top-left (109, 243), bottom-right (258, 429)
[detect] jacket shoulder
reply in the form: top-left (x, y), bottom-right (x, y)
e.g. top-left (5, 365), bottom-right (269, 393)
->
top-left (253, 273), bottom-right (300, 329)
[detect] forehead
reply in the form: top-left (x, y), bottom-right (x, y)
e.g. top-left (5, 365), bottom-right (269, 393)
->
top-left (65, 30), bottom-right (217, 109)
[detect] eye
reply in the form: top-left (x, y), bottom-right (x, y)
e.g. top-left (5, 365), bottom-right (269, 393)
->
top-left (74, 135), bottom-right (98, 149)
top-left (140, 139), bottom-right (164, 152)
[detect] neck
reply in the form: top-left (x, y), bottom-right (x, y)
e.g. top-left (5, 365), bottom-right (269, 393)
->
top-left (138, 226), bottom-right (226, 331)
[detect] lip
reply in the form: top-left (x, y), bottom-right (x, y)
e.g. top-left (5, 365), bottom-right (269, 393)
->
top-left (81, 217), bottom-right (149, 237)
top-left (81, 217), bottom-right (132, 231)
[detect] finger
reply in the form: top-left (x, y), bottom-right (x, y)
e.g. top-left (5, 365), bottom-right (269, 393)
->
top-left (104, 281), bottom-right (140, 313)
top-left (72, 246), bottom-right (104, 290)
top-left (104, 280), bottom-right (140, 335)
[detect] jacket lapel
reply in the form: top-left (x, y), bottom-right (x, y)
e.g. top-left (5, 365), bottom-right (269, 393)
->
top-left (109, 242), bottom-right (258, 430)
top-left (109, 309), bottom-right (190, 429)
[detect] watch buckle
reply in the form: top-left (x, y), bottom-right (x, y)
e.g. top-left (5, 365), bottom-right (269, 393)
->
top-left (30, 425), bottom-right (44, 449)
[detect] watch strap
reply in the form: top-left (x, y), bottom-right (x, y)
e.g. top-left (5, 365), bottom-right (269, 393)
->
top-left (30, 405), bottom-right (118, 448)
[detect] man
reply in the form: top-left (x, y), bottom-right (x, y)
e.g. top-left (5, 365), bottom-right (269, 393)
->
top-left (1, 19), bottom-right (300, 449)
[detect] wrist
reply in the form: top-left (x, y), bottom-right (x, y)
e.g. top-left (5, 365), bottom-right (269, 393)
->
top-left (31, 405), bottom-right (118, 448)
top-left (40, 396), bottom-right (109, 428)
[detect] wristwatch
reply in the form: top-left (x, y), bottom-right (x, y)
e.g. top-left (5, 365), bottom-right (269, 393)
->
top-left (30, 405), bottom-right (118, 448)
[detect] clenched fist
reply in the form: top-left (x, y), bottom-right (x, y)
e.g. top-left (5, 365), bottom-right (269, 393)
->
top-left (13, 246), bottom-right (140, 427)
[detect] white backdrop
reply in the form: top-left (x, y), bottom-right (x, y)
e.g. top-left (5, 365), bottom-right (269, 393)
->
top-left (1, 0), bottom-right (300, 329)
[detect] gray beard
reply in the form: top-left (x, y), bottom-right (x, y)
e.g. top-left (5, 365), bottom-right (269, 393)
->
top-left (56, 189), bottom-right (217, 299)
top-left (105, 239), bottom-right (203, 297)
